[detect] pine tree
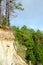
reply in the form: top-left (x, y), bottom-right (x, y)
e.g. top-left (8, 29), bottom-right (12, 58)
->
top-left (0, 0), bottom-right (2, 26)
top-left (6, 0), bottom-right (24, 26)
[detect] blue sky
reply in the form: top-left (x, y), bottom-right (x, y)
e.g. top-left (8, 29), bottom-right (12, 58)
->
top-left (10, 0), bottom-right (43, 31)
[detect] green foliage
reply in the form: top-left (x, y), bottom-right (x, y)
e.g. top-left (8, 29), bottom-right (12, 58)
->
top-left (0, 0), bottom-right (2, 3)
top-left (2, 16), bottom-right (7, 27)
top-left (10, 1), bottom-right (24, 12)
top-left (26, 49), bottom-right (36, 65)
top-left (15, 2), bottom-right (24, 11)
top-left (12, 25), bottom-right (43, 65)
top-left (34, 44), bottom-right (43, 65)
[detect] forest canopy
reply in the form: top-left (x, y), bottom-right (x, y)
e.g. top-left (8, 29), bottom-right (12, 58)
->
top-left (12, 25), bottom-right (43, 65)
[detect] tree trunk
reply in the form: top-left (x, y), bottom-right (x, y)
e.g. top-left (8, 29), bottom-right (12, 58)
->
top-left (6, 0), bottom-right (10, 26)
top-left (0, 2), bottom-right (2, 26)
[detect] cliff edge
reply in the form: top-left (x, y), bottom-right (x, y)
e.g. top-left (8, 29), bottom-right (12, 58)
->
top-left (0, 28), bottom-right (27, 65)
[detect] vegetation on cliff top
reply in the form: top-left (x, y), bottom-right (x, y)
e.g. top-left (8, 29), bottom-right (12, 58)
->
top-left (12, 25), bottom-right (43, 65)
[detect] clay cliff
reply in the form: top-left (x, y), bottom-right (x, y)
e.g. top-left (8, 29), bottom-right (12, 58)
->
top-left (0, 28), bottom-right (27, 65)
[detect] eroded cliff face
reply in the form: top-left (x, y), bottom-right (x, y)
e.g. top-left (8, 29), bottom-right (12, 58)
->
top-left (0, 28), bottom-right (27, 65)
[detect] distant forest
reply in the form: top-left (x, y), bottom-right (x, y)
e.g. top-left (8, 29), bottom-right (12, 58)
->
top-left (12, 25), bottom-right (43, 65)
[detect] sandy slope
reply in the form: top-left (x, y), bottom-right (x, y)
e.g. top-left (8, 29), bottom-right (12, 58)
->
top-left (0, 28), bottom-right (27, 65)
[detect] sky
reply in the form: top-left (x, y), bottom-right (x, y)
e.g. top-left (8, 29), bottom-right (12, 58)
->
top-left (10, 0), bottom-right (43, 31)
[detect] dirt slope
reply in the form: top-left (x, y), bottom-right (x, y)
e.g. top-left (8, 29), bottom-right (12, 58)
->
top-left (0, 28), bottom-right (27, 65)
